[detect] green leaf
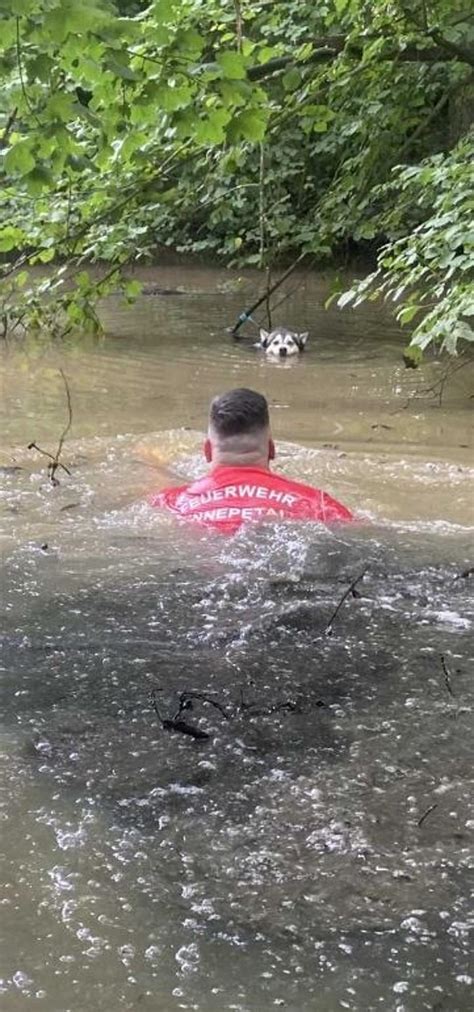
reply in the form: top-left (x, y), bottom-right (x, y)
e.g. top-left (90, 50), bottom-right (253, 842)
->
top-left (218, 80), bottom-right (249, 107)
top-left (455, 321), bottom-right (474, 342)
top-left (36, 247), bottom-right (56, 264)
top-left (217, 51), bottom-right (247, 80)
top-left (0, 225), bottom-right (25, 252)
top-left (324, 291), bottom-right (340, 310)
top-left (258, 46), bottom-right (280, 64)
top-left (337, 289), bottom-right (356, 309)
top-left (4, 141), bottom-right (35, 176)
top-left (46, 92), bottom-right (76, 121)
top-left (76, 271), bottom-right (93, 290)
top-left (26, 166), bottom-right (54, 194)
top-left (297, 43), bottom-right (314, 61)
top-left (397, 304), bottom-right (421, 325)
top-left (402, 345), bottom-right (423, 369)
top-left (41, 0), bottom-right (107, 43)
top-left (282, 67), bottom-right (301, 91)
top-left (228, 109), bottom-right (267, 142)
top-left (105, 57), bottom-right (142, 82)
top-left (410, 329), bottom-right (434, 351)
top-left (124, 279), bottom-right (143, 302)
top-left (27, 53), bottom-right (55, 83)
top-left (177, 29), bottom-right (204, 53)
top-left (151, 0), bottom-right (180, 21)
top-left (195, 112), bottom-right (227, 144)
top-left (153, 83), bottom-right (192, 112)
top-left (43, 8), bottom-right (85, 43)
top-left (8, 0), bottom-right (31, 13)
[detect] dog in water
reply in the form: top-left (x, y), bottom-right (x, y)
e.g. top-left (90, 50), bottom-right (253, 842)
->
top-left (259, 327), bottom-right (309, 358)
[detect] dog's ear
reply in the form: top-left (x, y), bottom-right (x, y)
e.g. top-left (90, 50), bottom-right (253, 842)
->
top-left (259, 328), bottom-right (270, 348)
top-left (297, 331), bottom-right (309, 350)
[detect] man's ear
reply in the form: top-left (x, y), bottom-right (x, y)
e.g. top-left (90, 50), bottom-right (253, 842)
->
top-left (297, 331), bottom-right (309, 350)
top-left (269, 437), bottom-right (276, 461)
top-left (204, 438), bottom-right (212, 463)
top-left (260, 328), bottom-right (270, 348)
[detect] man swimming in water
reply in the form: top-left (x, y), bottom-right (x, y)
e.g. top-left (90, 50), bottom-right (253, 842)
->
top-left (149, 388), bottom-right (352, 533)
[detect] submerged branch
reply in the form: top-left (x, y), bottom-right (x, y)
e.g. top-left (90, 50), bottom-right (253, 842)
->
top-left (28, 369), bottom-right (73, 485)
top-left (440, 654), bottom-right (455, 697)
top-left (418, 803), bottom-right (438, 827)
top-left (325, 568), bottom-right (367, 635)
top-left (229, 252), bottom-right (306, 335)
top-left (416, 354), bottom-right (473, 407)
top-left (56, 368), bottom-right (73, 462)
top-left (452, 566), bottom-right (474, 581)
top-left (149, 690), bottom-right (211, 741)
top-left (175, 691), bottom-right (229, 720)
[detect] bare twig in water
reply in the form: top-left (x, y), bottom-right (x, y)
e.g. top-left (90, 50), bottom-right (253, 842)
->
top-left (245, 699), bottom-right (298, 717)
top-left (229, 251), bottom-right (306, 335)
top-left (440, 654), bottom-right (455, 697)
top-left (418, 803), bottom-right (438, 827)
top-left (28, 369), bottom-right (73, 485)
top-left (176, 691), bottom-right (229, 720)
top-left (150, 689), bottom-right (164, 722)
top-left (325, 568), bottom-right (367, 635)
top-left (452, 565), bottom-right (474, 582)
top-left (418, 356), bottom-right (471, 408)
top-left (149, 690), bottom-right (210, 741)
top-left (237, 686), bottom-right (325, 717)
top-left (27, 442), bottom-right (71, 482)
top-left (162, 719), bottom-right (210, 740)
top-left (264, 266), bottom-right (272, 330)
top-left (54, 368), bottom-right (73, 467)
top-left (391, 352), bottom-right (473, 413)
top-left (257, 281), bottom-right (299, 327)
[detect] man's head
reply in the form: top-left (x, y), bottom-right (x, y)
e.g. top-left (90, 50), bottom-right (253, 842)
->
top-left (204, 388), bottom-right (275, 468)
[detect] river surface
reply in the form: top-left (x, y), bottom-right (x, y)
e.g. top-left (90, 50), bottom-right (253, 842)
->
top-left (0, 266), bottom-right (473, 1011)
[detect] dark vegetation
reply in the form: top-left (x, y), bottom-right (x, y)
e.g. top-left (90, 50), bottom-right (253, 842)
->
top-left (0, 0), bottom-right (472, 356)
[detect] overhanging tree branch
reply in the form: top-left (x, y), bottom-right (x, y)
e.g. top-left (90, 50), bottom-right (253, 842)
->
top-left (396, 74), bottom-right (474, 159)
top-left (398, 6), bottom-right (474, 68)
top-left (247, 36), bottom-right (474, 82)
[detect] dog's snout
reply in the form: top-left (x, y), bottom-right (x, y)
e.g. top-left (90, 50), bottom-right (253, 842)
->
top-left (279, 346), bottom-right (288, 357)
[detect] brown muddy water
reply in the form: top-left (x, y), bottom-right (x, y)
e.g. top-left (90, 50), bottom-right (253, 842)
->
top-left (0, 266), bottom-right (473, 1011)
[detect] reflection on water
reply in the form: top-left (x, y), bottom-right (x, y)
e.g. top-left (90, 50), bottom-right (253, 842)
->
top-left (0, 267), bottom-right (473, 1010)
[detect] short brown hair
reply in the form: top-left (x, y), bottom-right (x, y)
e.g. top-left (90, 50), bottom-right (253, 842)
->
top-left (209, 388), bottom-right (269, 438)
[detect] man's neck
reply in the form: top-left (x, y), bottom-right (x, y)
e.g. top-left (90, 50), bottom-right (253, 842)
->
top-left (211, 453), bottom-right (270, 471)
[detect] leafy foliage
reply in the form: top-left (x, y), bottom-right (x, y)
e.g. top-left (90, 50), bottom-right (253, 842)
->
top-left (336, 133), bottom-right (474, 354)
top-left (0, 0), bottom-right (473, 352)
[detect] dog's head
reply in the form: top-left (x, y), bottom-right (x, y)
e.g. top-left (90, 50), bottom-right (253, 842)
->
top-left (259, 327), bottom-right (309, 358)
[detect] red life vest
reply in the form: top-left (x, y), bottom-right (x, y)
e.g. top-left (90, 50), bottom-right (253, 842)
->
top-left (149, 466), bottom-right (352, 534)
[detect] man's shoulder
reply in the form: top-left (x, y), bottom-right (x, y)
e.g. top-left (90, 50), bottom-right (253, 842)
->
top-left (149, 472), bottom-right (214, 505)
top-left (268, 470), bottom-right (322, 498)
top-left (149, 481), bottom-right (190, 507)
top-left (269, 471), bottom-right (353, 520)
